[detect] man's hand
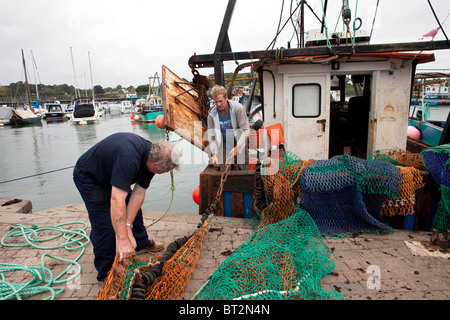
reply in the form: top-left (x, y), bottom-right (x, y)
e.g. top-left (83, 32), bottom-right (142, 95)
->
top-left (212, 153), bottom-right (220, 167)
top-left (231, 146), bottom-right (238, 157)
top-left (117, 237), bottom-right (135, 261)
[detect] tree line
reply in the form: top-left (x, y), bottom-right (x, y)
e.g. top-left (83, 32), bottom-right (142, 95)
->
top-left (0, 82), bottom-right (140, 100)
top-left (0, 72), bottom-right (258, 102)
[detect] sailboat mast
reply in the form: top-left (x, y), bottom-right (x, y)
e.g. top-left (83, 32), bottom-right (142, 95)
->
top-left (88, 51), bottom-right (95, 102)
top-left (30, 50), bottom-right (39, 102)
top-left (21, 49), bottom-right (33, 111)
top-left (70, 47), bottom-right (80, 99)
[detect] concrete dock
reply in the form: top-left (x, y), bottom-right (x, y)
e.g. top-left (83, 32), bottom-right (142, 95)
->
top-left (0, 198), bottom-right (448, 301)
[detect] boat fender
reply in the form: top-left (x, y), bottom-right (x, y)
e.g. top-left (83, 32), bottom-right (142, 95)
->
top-left (407, 126), bottom-right (421, 140)
top-left (155, 115), bottom-right (165, 129)
top-left (192, 186), bottom-right (200, 205)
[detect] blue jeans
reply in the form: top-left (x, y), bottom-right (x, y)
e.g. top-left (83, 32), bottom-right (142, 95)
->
top-left (73, 170), bottom-right (150, 281)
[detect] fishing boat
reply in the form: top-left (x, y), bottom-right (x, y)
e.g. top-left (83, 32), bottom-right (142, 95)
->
top-left (43, 102), bottom-right (67, 122)
top-left (97, 1), bottom-right (450, 302)
top-left (131, 96), bottom-right (163, 123)
top-left (161, 0), bottom-right (450, 233)
top-left (407, 72), bottom-right (450, 151)
top-left (131, 73), bottom-right (164, 123)
top-left (120, 100), bottom-right (132, 114)
top-left (410, 72), bottom-right (450, 126)
top-left (411, 83), bottom-right (450, 106)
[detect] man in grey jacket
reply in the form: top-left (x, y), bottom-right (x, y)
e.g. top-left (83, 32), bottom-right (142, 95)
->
top-left (207, 85), bottom-right (249, 170)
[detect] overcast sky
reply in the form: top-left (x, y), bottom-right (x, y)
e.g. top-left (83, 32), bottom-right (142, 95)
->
top-left (1, 0), bottom-right (449, 89)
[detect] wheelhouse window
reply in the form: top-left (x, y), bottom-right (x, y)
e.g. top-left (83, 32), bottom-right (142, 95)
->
top-left (292, 83), bottom-right (321, 117)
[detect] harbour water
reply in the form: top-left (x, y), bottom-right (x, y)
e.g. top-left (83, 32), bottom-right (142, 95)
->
top-left (0, 107), bottom-right (208, 214)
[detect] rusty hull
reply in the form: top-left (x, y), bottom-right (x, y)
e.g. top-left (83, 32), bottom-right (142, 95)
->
top-left (162, 65), bottom-right (208, 151)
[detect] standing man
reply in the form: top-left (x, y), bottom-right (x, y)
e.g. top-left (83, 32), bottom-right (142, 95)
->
top-left (73, 132), bottom-right (179, 281)
top-left (207, 85), bottom-right (249, 170)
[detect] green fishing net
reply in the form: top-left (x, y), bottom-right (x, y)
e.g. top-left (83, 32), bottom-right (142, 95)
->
top-left (194, 152), bottom-right (343, 300)
top-left (194, 207), bottom-right (343, 300)
top-left (421, 144), bottom-right (450, 232)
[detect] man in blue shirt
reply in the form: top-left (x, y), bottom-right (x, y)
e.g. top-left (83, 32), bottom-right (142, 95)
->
top-left (73, 132), bottom-right (179, 281)
top-left (207, 85), bottom-right (249, 170)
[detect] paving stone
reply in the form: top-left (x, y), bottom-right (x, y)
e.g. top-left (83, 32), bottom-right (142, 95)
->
top-left (0, 201), bottom-right (448, 301)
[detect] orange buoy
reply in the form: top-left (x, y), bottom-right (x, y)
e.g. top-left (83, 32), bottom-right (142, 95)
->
top-left (155, 115), bottom-right (165, 129)
top-left (192, 186), bottom-right (200, 205)
top-left (130, 114), bottom-right (134, 120)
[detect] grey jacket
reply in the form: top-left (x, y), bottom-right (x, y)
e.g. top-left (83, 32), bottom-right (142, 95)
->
top-left (207, 99), bottom-right (249, 157)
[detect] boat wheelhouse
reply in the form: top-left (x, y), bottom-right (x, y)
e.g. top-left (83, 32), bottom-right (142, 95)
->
top-left (163, 0), bottom-right (450, 226)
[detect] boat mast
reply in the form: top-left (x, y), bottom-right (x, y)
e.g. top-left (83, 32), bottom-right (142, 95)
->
top-left (300, 0), bottom-right (305, 48)
top-left (88, 51), bottom-right (95, 103)
top-left (70, 47), bottom-right (81, 100)
top-left (30, 50), bottom-right (39, 102)
top-left (21, 49), bottom-right (33, 111)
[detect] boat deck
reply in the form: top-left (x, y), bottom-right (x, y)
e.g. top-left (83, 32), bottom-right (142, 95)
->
top-left (0, 198), bottom-right (448, 301)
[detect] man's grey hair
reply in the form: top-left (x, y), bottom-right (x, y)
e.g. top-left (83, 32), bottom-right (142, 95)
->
top-left (149, 141), bottom-right (180, 171)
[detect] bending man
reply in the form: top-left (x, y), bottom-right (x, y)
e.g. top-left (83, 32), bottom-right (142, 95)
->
top-left (73, 132), bottom-right (179, 281)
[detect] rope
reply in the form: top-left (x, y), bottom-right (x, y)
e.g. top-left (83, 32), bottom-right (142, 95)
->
top-left (321, 0), bottom-right (332, 50)
top-left (352, 0), bottom-right (359, 46)
top-left (0, 221), bottom-right (90, 300)
top-left (145, 169), bottom-right (175, 229)
top-left (0, 166), bottom-right (74, 184)
top-left (145, 129), bottom-right (175, 229)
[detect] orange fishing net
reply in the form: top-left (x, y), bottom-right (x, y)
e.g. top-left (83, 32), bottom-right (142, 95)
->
top-left (368, 148), bottom-right (426, 169)
top-left (95, 214), bottom-right (212, 300)
top-left (381, 166), bottom-right (425, 217)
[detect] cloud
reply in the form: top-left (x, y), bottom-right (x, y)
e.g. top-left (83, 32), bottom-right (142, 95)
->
top-left (1, 0), bottom-right (449, 88)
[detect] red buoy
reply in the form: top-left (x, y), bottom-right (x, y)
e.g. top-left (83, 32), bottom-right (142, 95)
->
top-left (192, 186), bottom-right (200, 205)
top-left (155, 115), bottom-right (165, 129)
top-left (130, 114), bottom-right (134, 120)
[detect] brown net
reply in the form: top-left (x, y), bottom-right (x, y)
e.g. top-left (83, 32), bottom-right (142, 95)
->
top-left (95, 214), bottom-right (212, 300)
top-left (381, 166), bottom-right (425, 217)
top-left (368, 148), bottom-right (426, 169)
top-left (95, 254), bottom-right (160, 300)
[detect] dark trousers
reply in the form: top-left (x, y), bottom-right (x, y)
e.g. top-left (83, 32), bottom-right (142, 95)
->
top-left (73, 170), bottom-right (150, 281)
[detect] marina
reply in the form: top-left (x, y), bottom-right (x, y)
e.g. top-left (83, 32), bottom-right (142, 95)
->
top-left (0, 111), bottom-right (207, 215)
top-left (1, 0), bottom-right (450, 303)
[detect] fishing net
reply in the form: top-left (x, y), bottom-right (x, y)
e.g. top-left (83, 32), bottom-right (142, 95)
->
top-left (195, 151), bottom-right (424, 300)
top-left (252, 152), bottom-right (423, 237)
top-left (421, 144), bottom-right (450, 232)
top-left (95, 214), bottom-right (212, 300)
top-left (368, 148), bottom-right (426, 169)
top-left (96, 149), bottom-right (425, 301)
top-left (194, 208), bottom-right (343, 300)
